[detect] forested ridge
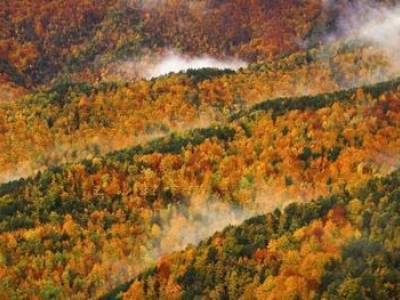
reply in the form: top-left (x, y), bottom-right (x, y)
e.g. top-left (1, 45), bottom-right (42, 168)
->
top-left (1, 74), bottom-right (400, 298)
top-left (106, 168), bottom-right (400, 299)
top-left (1, 0), bottom-right (398, 88)
top-left (0, 0), bottom-right (324, 86)
top-left (1, 0), bottom-right (400, 299)
top-left (0, 43), bottom-right (394, 182)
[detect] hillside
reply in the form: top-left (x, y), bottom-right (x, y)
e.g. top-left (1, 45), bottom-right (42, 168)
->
top-left (0, 44), bottom-right (394, 182)
top-left (1, 1), bottom-right (400, 299)
top-left (1, 0), bottom-right (394, 88)
top-left (1, 76), bottom-right (400, 298)
top-left (110, 168), bottom-right (400, 300)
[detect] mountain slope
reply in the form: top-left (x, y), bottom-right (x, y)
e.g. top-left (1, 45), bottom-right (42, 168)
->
top-left (0, 44), bottom-right (394, 182)
top-left (1, 77), bottom-right (400, 298)
top-left (105, 168), bottom-right (400, 300)
top-left (0, 0), bottom-right (382, 87)
top-left (1, 1), bottom-right (400, 299)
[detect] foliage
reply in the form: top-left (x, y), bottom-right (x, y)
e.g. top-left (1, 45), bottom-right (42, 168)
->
top-left (1, 2), bottom-right (400, 298)
top-left (109, 169), bottom-right (400, 299)
top-left (0, 44), bottom-right (394, 182)
top-left (1, 74), bottom-right (400, 298)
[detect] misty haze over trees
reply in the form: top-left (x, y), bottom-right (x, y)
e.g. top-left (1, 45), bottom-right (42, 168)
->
top-left (1, 0), bottom-right (400, 299)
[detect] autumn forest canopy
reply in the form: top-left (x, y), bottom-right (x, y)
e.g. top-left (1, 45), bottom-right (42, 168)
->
top-left (1, 0), bottom-right (400, 299)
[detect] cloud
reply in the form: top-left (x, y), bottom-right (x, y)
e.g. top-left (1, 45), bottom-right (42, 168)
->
top-left (325, 1), bottom-right (400, 56)
top-left (144, 51), bottom-right (247, 79)
top-left (340, 2), bottom-right (400, 49)
top-left (154, 194), bottom-right (253, 256)
top-left (104, 50), bottom-right (247, 81)
top-left (313, 1), bottom-right (400, 83)
top-left (142, 187), bottom-right (293, 261)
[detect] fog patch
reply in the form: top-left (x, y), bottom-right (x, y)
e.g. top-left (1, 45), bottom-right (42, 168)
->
top-left (144, 51), bottom-right (247, 79)
top-left (326, 1), bottom-right (400, 67)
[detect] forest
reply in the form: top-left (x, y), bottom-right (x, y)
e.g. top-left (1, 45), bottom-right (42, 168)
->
top-left (106, 168), bottom-right (400, 299)
top-left (1, 74), bottom-right (400, 298)
top-left (1, 0), bottom-right (400, 299)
